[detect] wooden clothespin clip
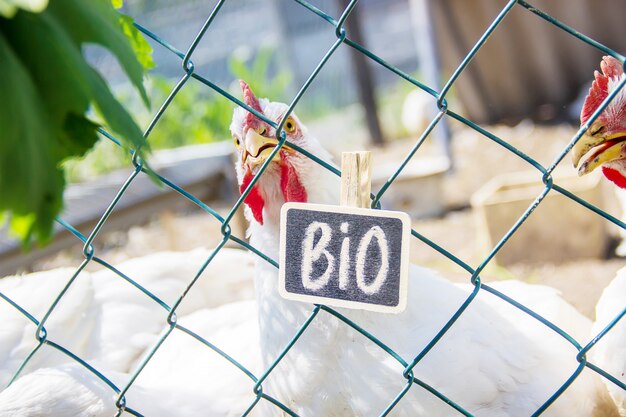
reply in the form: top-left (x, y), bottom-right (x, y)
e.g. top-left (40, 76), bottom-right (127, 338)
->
top-left (279, 150), bottom-right (409, 313)
top-left (341, 151), bottom-right (372, 209)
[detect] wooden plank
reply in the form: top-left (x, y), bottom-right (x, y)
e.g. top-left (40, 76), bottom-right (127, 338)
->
top-left (429, 0), bottom-right (626, 123)
top-left (341, 151), bottom-right (372, 209)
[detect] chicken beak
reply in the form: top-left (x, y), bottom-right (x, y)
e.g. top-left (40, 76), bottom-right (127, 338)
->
top-left (573, 125), bottom-right (626, 176)
top-left (577, 139), bottom-right (626, 176)
top-left (571, 133), bottom-right (606, 170)
top-left (244, 129), bottom-right (281, 168)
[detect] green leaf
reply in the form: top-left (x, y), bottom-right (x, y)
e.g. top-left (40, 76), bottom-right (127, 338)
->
top-left (119, 14), bottom-right (154, 71)
top-left (87, 68), bottom-right (147, 153)
top-left (3, 11), bottom-right (92, 123)
top-left (59, 114), bottom-right (100, 161)
top-left (47, 0), bottom-right (149, 106)
top-left (0, 32), bottom-right (64, 244)
top-left (111, 0), bottom-right (122, 9)
top-left (3, 10), bottom-right (141, 159)
top-left (8, 213), bottom-right (38, 244)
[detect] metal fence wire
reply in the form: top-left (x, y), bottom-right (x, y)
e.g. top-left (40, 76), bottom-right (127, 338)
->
top-left (2, 0), bottom-right (626, 416)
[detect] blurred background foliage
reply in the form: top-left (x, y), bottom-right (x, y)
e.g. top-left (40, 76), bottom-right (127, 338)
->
top-left (64, 43), bottom-right (416, 183)
top-left (65, 47), bottom-right (295, 182)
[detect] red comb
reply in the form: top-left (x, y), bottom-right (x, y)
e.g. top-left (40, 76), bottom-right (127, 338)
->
top-left (240, 80), bottom-right (264, 129)
top-left (581, 56), bottom-right (624, 125)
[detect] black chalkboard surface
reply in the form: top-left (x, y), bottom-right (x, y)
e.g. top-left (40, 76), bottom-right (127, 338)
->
top-left (279, 203), bottom-right (410, 314)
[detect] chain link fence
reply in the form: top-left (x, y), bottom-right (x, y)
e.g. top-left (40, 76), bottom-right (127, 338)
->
top-left (1, 0), bottom-right (625, 416)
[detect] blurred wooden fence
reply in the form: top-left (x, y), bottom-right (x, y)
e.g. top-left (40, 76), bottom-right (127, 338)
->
top-left (426, 0), bottom-right (626, 124)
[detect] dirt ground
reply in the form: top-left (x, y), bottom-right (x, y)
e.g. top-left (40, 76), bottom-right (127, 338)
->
top-left (30, 120), bottom-right (626, 320)
top-left (394, 121), bottom-right (626, 319)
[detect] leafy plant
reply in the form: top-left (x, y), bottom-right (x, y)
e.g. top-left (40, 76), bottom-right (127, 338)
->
top-left (66, 47), bottom-right (296, 183)
top-left (145, 77), bottom-right (234, 148)
top-left (0, 0), bottom-right (150, 246)
top-left (63, 76), bottom-right (234, 183)
top-left (229, 47), bottom-right (292, 104)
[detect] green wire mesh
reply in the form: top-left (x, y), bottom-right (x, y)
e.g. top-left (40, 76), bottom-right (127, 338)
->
top-left (2, 1), bottom-right (626, 416)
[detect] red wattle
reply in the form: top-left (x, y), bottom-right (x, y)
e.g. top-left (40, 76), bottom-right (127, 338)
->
top-left (280, 159), bottom-right (307, 203)
top-left (240, 171), bottom-right (265, 225)
top-left (602, 166), bottom-right (626, 189)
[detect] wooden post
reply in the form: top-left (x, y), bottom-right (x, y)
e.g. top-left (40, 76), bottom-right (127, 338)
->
top-left (341, 151), bottom-right (372, 209)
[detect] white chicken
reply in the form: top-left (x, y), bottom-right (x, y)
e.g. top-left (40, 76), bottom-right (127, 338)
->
top-left (592, 268), bottom-right (626, 416)
top-left (0, 79), bottom-right (620, 417)
top-left (0, 300), bottom-right (262, 417)
top-left (571, 55), bottom-right (626, 416)
top-left (230, 80), bottom-right (614, 416)
top-left (85, 248), bottom-right (255, 372)
top-left (0, 363), bottom-right (167, 417)
top-left (0, 247), bottom-right (255, 382)
top-left (0, 247), bottom-right (259, 416)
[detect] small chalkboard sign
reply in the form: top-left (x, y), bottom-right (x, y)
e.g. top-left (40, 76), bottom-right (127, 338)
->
top-left (279, 203), bottom-right (410, 314)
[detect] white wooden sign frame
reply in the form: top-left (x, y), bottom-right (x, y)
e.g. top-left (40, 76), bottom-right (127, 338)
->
top-left (279, 202), bottom-right (410, 314)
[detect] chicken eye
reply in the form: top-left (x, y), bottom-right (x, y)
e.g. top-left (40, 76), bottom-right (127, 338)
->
top-left (284, 117), bottom-right (296, 134)
top-left (233, 135), bottom-right (241, 149)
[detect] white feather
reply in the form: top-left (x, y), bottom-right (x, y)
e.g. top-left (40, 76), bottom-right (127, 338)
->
top-left (592, 267), bottom-right (626, 416)
top-left (237, 100), bottom-right (614, 416)
top-left (0, 248), bottom-right (259, 416)
top-left (0, 96), bottom-right (619, 417)
top-left (0, 268), bottom-right (97, 388)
